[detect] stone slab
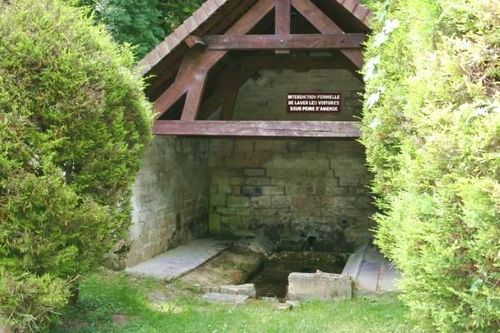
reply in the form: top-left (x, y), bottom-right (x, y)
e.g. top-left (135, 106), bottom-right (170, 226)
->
top-left (342, 244), bottom-right (400, 295)
top-left (287, 271), bottom-right (352, 301)
top-left (203, 292), bottom-right (249, 304)
top-left (125, 239), bottom-right (228, 281)
top-left (219, 284), bottom-right (256, 298)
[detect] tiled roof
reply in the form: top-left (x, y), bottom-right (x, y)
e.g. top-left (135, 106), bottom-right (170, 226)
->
top-left (138, 0), bottom-right (371, 77)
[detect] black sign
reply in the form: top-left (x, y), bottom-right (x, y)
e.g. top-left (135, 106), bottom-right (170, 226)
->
top-left (287, 93), bottom-right (341, 112)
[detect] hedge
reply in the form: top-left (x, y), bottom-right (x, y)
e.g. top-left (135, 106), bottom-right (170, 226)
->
top-left (361, 0), bottom-right (499, 331)
top-left (0, 0), bottom-right (151, 330)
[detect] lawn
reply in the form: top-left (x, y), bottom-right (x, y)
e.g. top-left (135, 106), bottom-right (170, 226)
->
top-left (51, 270), bottom-right (418, 333)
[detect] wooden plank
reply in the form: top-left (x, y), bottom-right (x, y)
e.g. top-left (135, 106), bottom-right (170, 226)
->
top-left (153, 0), bottom-right (274, 118)
top-left (275, 0), bottom-right (291, 34)
top-left (291, 0), bottom-right (364, 67)
top-left (203, 34), bottom-right (365, 50)
top-left (180, 70), bottom-right (208, 120)
top-left (154, 120), bottom-right (361, 137)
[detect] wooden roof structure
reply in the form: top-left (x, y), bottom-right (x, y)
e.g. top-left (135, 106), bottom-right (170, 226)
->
top-left (140, 0), bottom-right (372, 138)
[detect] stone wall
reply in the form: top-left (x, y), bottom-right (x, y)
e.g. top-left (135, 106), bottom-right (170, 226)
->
top-left (232, 69), bottom-right (363, 121)
top-left (126, 137), bottom-right (210, 267)
top-left (208, 138), bottom-right (374, 252)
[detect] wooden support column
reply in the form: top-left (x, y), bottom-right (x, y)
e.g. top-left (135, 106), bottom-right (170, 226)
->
top-left (275, 0), bottom-right (291, 34)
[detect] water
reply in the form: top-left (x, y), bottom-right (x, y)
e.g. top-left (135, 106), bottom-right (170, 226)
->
top-left (248, 251), bottom-right (347, 299)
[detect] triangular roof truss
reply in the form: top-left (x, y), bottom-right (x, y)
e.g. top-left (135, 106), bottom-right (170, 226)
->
top-left (144, 0), bottom-right (371, 138)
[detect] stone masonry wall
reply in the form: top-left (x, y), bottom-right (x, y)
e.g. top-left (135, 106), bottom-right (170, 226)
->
top-left (232, 69), bottom-right (363, 121)
top-left (126, 137), bottom-right (209, 267)
top-left (208, 139), bottom-right (374, 252)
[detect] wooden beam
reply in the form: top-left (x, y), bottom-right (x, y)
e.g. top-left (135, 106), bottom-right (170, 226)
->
top-left (291, 0), bottom-right (364, 68)
top-left (154, 120), bottom-right (361, 137)
top-left (275, 0), bottom-right (291, 34)
top-left (185, 35), bottom-right (207, 48)
top-left (203, 34), bottom-right (365, 50)
top-left (153, 0), bottom-right (275, 118)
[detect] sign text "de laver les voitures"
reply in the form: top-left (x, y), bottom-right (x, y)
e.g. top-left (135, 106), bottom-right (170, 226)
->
top-left (287, 93), bottom-right (341, 112)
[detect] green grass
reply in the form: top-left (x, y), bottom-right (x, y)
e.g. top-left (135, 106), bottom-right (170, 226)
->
top-left (51, 270), bottom-right (418, 333)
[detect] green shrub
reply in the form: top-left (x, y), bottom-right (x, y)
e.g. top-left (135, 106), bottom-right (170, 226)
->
top-left (0, 0), bottom-right (151, 330)
top-left (361, 0), bottom-right (499, 331)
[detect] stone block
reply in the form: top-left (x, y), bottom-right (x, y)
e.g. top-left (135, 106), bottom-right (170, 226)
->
top-left (261, 185), bottom-right (285, 195)
top-left (225, 156), bottom-right (262, 168)
top-left (227, 195), bottom-right (250, 208)
top-left (272, 195), bottom-right (292, 208)
top-left (234, 140), bottom-right (254, 152)
top-left (287, 272), bottom-right (352, 301)
top-left (211, 193), bottom-right (226, 206)
top-left (243, 168), bottom-right (266, 177)
top-left (271, 140), bottom-right (288, 152)
top-left (209, 214), bottom-right (221, 232)
top-left (242, 186), bottom-right (263, 197)
top-left (230, 177), bottom-right (245, 185)
top-left (230, 185), bottom-right (242, 195)
top-left (250, 196), bottom-right (271, 208)
top-left (210, 139), bottom-right (234, 156)
top-left (246, 177), bottom-right (271, 186)
top-left (219, 284), bottom-right (256, 298)
top-left (203, 292), bottom-right (249, 304)
top-left (254, 139), bottom-right (274, 152)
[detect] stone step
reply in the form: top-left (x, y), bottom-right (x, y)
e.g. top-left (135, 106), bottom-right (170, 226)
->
top-left (125, 239), bottom-right (228, 281)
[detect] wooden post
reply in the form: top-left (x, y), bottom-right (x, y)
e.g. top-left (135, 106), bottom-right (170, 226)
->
top-left (275, 0), bottom-right (291, 34)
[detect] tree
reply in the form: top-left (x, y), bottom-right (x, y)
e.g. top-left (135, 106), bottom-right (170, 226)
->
top-left (98, 0), bottom-right (165, 58)
top-left (361, 0), bottom-right (499, 331)
top-left (0, 0), bottom-right (151, 330)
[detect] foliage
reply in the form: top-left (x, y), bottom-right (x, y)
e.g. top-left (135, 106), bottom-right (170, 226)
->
top-left (51, 271), bottom-right (415, 333)
top-left (0, 0), bottom-right (151, 330)
top-left (361, 0), bottom-right (499, 331)
top-left (97, 0), bottom-right (165, 58)
top-left (159, 0), bottom-right (203, 36)
top-left (66, 0), bottom-right (204, 59)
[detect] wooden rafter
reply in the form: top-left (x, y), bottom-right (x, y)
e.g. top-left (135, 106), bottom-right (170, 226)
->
top-left (291, 0), bottom-right (364, 68)
top-left (154, 120), bottom-right (361, 138)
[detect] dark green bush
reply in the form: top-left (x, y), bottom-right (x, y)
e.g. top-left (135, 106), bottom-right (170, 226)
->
top-left (0, 0), bottom-right (151, 330)
top-left (361, 0), bottom-right (499, 331)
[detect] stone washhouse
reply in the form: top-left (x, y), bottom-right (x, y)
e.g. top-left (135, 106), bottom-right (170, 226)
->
top-left (122, 0), bottom-right (398, 298)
